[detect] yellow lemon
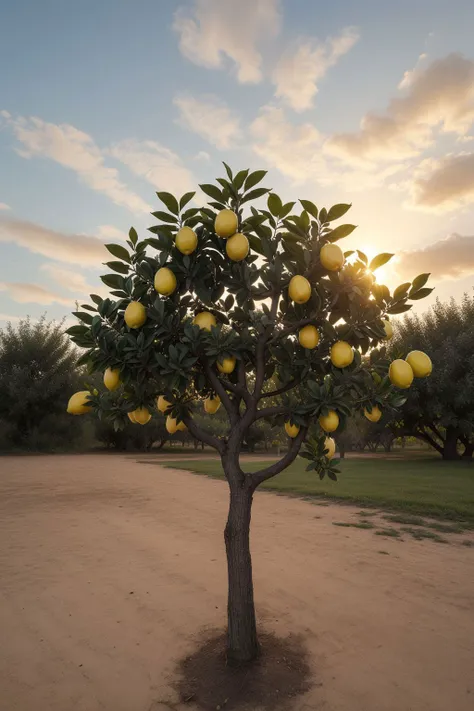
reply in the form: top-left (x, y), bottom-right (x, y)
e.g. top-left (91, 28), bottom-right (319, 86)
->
top-left (215, 209), bottom-right (238, 238)
top-left (66, 391), bottom-right (92, 415)
top-left (154, 267), bottom-right (177, 296)
top-left (364, 405), bottom-right (382, 423)
top-left (288, 275), bottom-right (311, 304)
top-left (330, 341), bottom-right (354, 368)
top-left (226, 233), bottom-right (249, 262)
top-left (324, 437), bottom-right (336, 460)
top-left (124, 301), bottom-right (146, 329)
top-left (406, 351), bottom-right (432, 378)
top-left (166, 415), bottom-right (178, 434)
top-left (319, 410), bottom-right (339, 432)
top-left (204, 396), bottom-right (221, 414)
top-left (157, 395), bottom-right (172, 413)
top-left (177, 419), bottom-right (187, 432)
top-left (285, 421), bottom-right (300, 438)
top-left (217, 356), bottom-right (236, 374)
top-left (320, 243), bottom-right (344, 271)
top-left (133, 407), bottom-right (152, 425)
top-left (193, 312), bottom-right (217, 331)
top-left (103, 367), bottom-right (121, 392)
top-left (127, 411), bottom-right (138, 424)
top-left (389, 359), bottom-right (414, 389)
top-left (175, 226), bottom-right (198, 255)
top-left (299, 325), bottom-right (319, 349)
top-left (383, 319), bottom-right (393, 339)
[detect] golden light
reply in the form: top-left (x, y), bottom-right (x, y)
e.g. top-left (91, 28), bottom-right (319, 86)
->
top-left (359, 243), bottom-right (397, 287)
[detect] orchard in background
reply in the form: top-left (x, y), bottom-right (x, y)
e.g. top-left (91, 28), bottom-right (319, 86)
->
top-left (67, 165), bottom-right (432, 663)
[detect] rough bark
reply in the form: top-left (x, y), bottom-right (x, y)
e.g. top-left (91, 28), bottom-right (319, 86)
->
top-left (442, 426), bottom-right (460, 460)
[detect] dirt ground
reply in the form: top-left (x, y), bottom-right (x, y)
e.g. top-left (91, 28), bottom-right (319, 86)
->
top-left (1, 454), bottom-right (473, 711)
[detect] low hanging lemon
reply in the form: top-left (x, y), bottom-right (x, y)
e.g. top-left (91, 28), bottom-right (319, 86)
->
top-left (382, 319), bottom-right (393, 339)
top-left (319, 410), bottom-right (339, 432)
top-left (364, 405), bottom-right (382, 423)
top-left (215, 209), bottom-right (238, 238)
top-left (154, 267), bottom-right (177, 296)
top-left (320, 243), bottom-right (344, 271)
top-left (128, 411), bottom-right (138, 424)
top-left (193, 312), bottom-right (217, 331)
top-left (298, 325), bottom-right (319, 349)
top-left (103, 367), bottom-right (121, 391)
top-left (124, 301), bottom-right (146, 329)
top-left (288, 275), bottom-right (311, 304)
top-left (204, 396), bottom-right (221, 414)
top-left (175, 226), bottom-right (198, 255)
top-left (324, 437), bottom-right (336, 460)
top-left (389, 360), bottom-right (414, 389)
top-left (157, 395), bottom-right (172, 413)
top-left (330, 341), bottom-right (354, 368)
top-left (67, 391), bottom-right (92, 415)
top-left (406, 351), bottom-right (432, 378)
top-left (285, 421), bottom-right (300, 438)
top-left (132, 407), bottom-right (152, 425)
top-left (226, 233), bottom-right (249, 262)
top-left (166, 416), bottom-right (187, 434)
top-left (217, 356), bottom-right (236, 374)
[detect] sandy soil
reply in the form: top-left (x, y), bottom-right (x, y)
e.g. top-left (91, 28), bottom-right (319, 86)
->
top-left (0, 454), bottom-right (473, 711)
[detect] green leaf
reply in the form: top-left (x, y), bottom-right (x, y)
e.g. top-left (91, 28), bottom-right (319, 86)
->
top-left (105, 261), bottom-right (130, 275)
top-left (410, 273), bottom-right (430, 293)
top-left (387, 304), bottom-right (412, 314)
top-left (267, 193), bottom-right (283, 216)
top-left (72, 311), bottom-right (94, 325)
top-left (299, 200), bottom-right (318, 219)
top-left (326, 224), bottom-right (357, 242)
top-left (66, 325), bottom-right (89, 336)
top-left (280, 202), bottom-right (295, 219)
top-left (199, 183), bottom-right (224, 202)
top-left (241, 187), bottom-right (270, 204)
top-left (357, 250), bottom-right (368, 265)
top-left (105, 244), bottom-right (131, 263)
top-left (179, 192), bottom-right (195, 211)
top-left (100, 274), bottom-right (125, 290)
top-left (409, 287), bottom-right (434, 300)
top-left (393, 282), bottom-right (411, 300)
top-left (247, 234), bottom-right (264, 256)
top-left (90, 294), bottom-right (103, 306)
top-left (156, 192), bottom-right (179, 215)
top-left (222, 162), bottom-right (233, 181)
top-left (244, 170), bottom-right (267, 191)
top-left (369, 253), bottom-right (394, 271)
top-left (128, 227), bottom-right (138, 246)
top-left (233, 169), bottom-right (249, 191)
top-left (327, 203), bottom-right (351, 221)
top-left (151, 210), bottom-right (179, 224)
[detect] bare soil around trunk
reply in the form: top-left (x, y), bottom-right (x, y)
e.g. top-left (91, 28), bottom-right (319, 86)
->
top-left (1, 454), bottom-right (473, 711)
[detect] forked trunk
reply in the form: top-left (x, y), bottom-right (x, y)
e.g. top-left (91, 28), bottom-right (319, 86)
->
top-left (224, 486), bottom-right (259, 664)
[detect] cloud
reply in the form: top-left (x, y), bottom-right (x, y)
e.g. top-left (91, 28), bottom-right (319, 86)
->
top-left (0, 218), bottom-right (108, 265)
top-left (96, 224), bottom-right (126, 241)
top-left (1, 113), bottom-right (151, 214)
top-left (407, 152), bottom-right (474, 212)
top-left (396, 233), bottom-right (474, 281)
top-left (40, 263), bottom-right (96, 295)
top-left (328, 53), bottom-right (474, 165)
top-left (173, 0), bottom-right (281, 83)
top-left (194, 150), bottom-right (211, 162)
top-left (0, 203), bottom-right (10, 211)
top-left (273, 27), bottom-right (359, 112)
top-left (0, 313), bottom-right (22, 325)
top-left (109, 139), bottom-right (195, 197)
top-left (174, 93), bottom-right (241, 149)
top-left (0, 282), bottom-right (73, 306)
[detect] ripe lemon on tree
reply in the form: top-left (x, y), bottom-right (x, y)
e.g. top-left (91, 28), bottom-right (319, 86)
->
top-left (157, 395), bottom-right (172, 413)
top-left (330, 341), bottom-right (354, 368)
top-left (319, 410), bottom-right (339, 432)
top-left (320, 243), bottom-right (344, 271)
top-left (175, 226), bottom-right (198, 255)
top-left (132, 407), bottom-right (152, 425)
top-left (103, 367), bottom-right (121, 391)
top-left (324, 437), bottom-right (336, 460)
top-left (389, 359), bottom-right (414, 389)
top-left (215, 209), bottom-right (238, 238)
top-left (382, 319), bottom-right (393, 339)
top-left (154, 267), bottom-right (177, 296)
top-left (226, 233), bottom-right (249, 262)
top-left (217, 356), bottom-right (236, 374)
top-left (204, 395), bottom-right (221, 414)
top-left (67, 391), bottom-right (92, 415)
top-left (193, 312), bottom-right (216, 331)
top-left (364, 405), bottom-right (382, 422)
top-left (166, 416), bottom-right (187, 434)
top-left (288, 275), bottom-right (311, 304)
top-left (124, 301), bottom-right (146, 329)
top-left (299, 325), bottom-right (319, 349)
top-left (127, 411), bottom-right (138, 423)
top-left (285, 421), bottom-right (300, 438)
top-left (406, 350), bottom-right (432, 378)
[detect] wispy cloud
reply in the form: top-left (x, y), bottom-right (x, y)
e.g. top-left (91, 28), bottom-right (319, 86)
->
top-left (406, 152), bottom-right (474, 212)
top-left (174, 93), bottom-right (241, 149)
top-left (0, 203), bottom-right (10, 211)
top-left (396, 233), bottom-right (474, 281)
top-left (40, 263), bottom-right (97, 295)
top-left (273, 27), bottom-right (359, 111)
top-left (0, 281), bottom-right (74, 306)
top-left (173, 0), bottom-right (281, 83)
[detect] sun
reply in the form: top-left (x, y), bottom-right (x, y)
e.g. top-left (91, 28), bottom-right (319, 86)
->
top-left (359, 243), bottom-right (397, 287)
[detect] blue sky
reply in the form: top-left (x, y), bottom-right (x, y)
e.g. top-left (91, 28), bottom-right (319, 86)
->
top-left (1, 0), bottom-right (474, 325)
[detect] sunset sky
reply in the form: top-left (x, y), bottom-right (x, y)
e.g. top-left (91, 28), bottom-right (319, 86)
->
top-left (1, 0), bottom-right (474, 326)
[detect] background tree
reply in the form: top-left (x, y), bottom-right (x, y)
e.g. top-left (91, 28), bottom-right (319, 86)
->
top-left (66, 165), bottom-right (431, 663)
top-left (386, 295), bottom-right (474, 459)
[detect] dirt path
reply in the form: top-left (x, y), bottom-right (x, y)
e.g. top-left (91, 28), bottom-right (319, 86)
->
top-left (0, 454), bottom-right (473, 711)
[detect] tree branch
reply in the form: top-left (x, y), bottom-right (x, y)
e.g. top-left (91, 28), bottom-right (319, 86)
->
top-left (203, 361), bottom-right (239, 424)
top-left (250, 426), bottom-right (307, 488)
top-left (258, 378), bottom-right (301, 400)
top-left (253, 290), bottom-right (280, 399)
top-left (182, 414), bottom-right (224, 455)
top-left (267, 318), bottom-right (314, 346)
top-left (416, 427), bottom-right (444, 454)
top-left (254, 405), bottom-right (287, 421)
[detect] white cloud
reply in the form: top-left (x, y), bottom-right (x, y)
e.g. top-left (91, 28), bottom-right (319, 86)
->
top-left (328, 53), bottom-right (474, 165)
top-left (396, 233), bottom-right (474, 281)
top-left (0, 313), bottom-right (21, 325)
top-left (0, 281), bottom-right (73, 306)
top-left (0, 203), bottom-right (10, 211)
top-left (95, 224), bottom-right (126, 241)
top-left (174, 93), bottom-right (241, 149)
top-left (1, 113), bottom-right (151, 214)
top-left (194, 150), bottom-right (211, 162)
top-left (273, 27), bottom-right (359, 111)
top-left (0, 218), bottom-right (108, 265)
top-left (109, 139), bottom-right (195, 197)
top-left (173, 0), bottom-right (281, 83)
top-left (406, 152), bottom-right (474, 212)
top-left (40, 263), bottom-right (96, 295)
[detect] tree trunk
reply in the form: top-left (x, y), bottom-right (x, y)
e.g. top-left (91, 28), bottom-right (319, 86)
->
top-left (224, 486), bottom-right (259, 664)
top-left (442, 426), bottom-right (460, 460)
top-left (462, 442), bottom-right (474, 459)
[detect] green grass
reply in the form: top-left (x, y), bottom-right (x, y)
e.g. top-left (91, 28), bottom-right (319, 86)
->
top-left (400, 527), bottom-right (449, 544)
top-left (333, 521), bottom-right (375, 530)
top-left (375, 528), bottom-right (401, 538)
top-left (160, 456), bottom-right (474, 522)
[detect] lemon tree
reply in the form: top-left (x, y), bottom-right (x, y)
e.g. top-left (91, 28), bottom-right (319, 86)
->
top-left (66, 165), bottom-right (432, 663)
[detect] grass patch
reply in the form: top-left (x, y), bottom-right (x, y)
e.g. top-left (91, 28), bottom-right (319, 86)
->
top-left (357, 510), bottom-right (379, 518)
top-left (332, 521), bottom-right (375, 530)
top-left (462, 540), bottom-right (474, 547)
top-left (161, 456), bottom-right (474, 522)
top-left (375, 528), bottom-right (401, 538)
top-left (383, 513), bottom-right (427, 526)
top-left (378, 550), bottom-right (390, 555)
top-left (400, 526), bottom-right (449, 543)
